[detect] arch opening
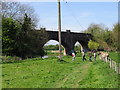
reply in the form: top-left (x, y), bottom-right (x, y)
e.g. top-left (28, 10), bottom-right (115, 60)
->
top-left (74, 41), bottom-right (83, 56)
top-left (43, 40), bottom-right (66, 56)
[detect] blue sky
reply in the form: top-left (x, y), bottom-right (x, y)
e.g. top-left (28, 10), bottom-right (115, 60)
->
top-left (22, 2), bottom-right (118, 45)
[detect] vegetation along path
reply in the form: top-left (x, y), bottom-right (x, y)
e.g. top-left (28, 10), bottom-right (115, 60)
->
top-left (2, 56), bottom-right (119, 88)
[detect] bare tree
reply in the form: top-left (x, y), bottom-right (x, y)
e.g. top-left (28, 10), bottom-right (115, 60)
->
top-left (2, 1), bottom-right (38, 28)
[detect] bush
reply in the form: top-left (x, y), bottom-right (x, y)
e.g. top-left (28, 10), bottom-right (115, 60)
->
top-left (2, 56), bottom-right (22, 63)
top-left (88, 40), bottom-right (99, 50)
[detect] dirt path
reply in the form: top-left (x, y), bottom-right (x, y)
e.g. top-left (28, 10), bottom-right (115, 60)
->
top-left (55, 62), bottom-right (91, 88)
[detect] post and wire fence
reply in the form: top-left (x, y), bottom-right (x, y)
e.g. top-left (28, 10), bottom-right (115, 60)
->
top-left (99, 55), bottom-right (120, 74)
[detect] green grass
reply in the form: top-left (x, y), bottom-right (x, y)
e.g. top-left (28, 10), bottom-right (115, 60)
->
top-left (2, 56), bottom-right (119, 88)
top-left (78, 60), bottom-right (118, 88)
top-left (109, 51), bottom-right (120, 63)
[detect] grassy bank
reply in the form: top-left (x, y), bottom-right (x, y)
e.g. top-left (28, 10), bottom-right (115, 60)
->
top-left (109, 51), bottom-right (120, 63)
top-left (2, 56), bottom-right (118, 88)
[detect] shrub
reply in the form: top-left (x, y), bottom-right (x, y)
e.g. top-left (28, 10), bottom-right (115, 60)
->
top-left (2, 56), bottom-right (22, 63)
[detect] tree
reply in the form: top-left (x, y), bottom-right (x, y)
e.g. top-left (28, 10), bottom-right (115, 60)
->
top-left (84, 23), bottom-right (106, 41)
top-left (2, 14), bottom-right (48, 59)
top-left (21, 13), bottom-right (34, 31)
top-left (2, 2), bottom-right (38, 27)
top-left (88, 40), bottom-right (99, 50)
top-left (15, 15), bottom-right (48, 58)
top-left (103, 29), bottom-right (112, 45)
top-left (28, 29), bottom-right (48, 57)
top-left (2, 2), bottom-right (49, 58)
top-left (84, 23), bottom-right (114, 50)
top-left (13, 14), bottom-right (33, 58)
top-left (2, 17), bottom-right (21, 56)
top-left (112, 24), bottom-right (119, 51)
top-left (84, 23), bottom-right (119, 51)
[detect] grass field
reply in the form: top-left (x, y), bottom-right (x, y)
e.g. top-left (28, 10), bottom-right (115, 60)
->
top-left (2, 56), bottom-right (119, 88)
top-left (109, 51), bottom-right (120, 63)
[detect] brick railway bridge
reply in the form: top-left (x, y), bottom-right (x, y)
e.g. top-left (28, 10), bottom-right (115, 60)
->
top-left (44, 30), bottom-right (92, 55)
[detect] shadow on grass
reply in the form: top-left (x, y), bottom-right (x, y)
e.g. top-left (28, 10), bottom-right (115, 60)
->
top-left (2, 58), bottom-right (43, 64)
top-left (57, 59), bottom-right (69, 64)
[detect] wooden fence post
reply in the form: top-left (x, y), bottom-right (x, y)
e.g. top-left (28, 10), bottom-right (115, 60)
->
top-left (105, 57), bottom-right (107, 62)
top-left (118, 63), bottom-right (120, 74)
top-left (111, 60), bottom-right (113, 69)
top-left (112, 60), bottom-right (114, 70)
top-left (114, 62), bottom-right (117, 72)
top-left (102, 56), bottom-right (120, 74)
top-left (100, 56), bottom-right (120, 74)
top-left (113, 61), bottom-right (115, 70)
top-left (110, 59), bottom-right (112, 68)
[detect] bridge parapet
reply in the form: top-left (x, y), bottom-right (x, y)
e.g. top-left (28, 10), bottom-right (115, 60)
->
top-left (66, 30), bottom-right (71, 33)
